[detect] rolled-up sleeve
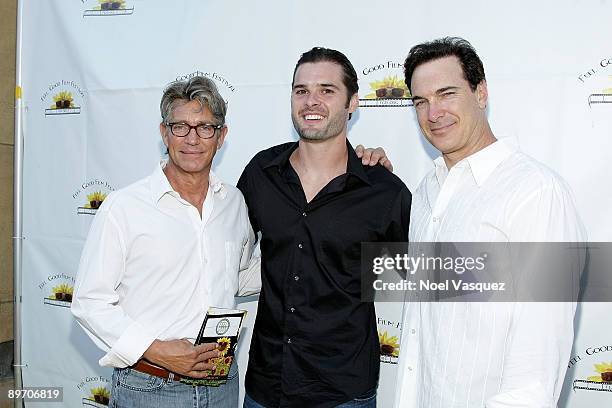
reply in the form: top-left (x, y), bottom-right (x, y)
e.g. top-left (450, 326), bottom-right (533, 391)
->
top-left (71, 203), bottom-right (158, 368)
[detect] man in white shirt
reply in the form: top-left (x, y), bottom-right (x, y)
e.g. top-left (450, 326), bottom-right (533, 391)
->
top-left (71, 76), bottom-right (260, 408)
top-left (394, 37), bottom-right (584, 407)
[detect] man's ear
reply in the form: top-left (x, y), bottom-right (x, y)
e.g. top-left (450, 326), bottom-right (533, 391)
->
top-left (349, 93), bottom-right (359, 113)
top-left (476, 80), bottom-right (488, 109)
top-left (160, 122), bottom-right (169, 148)
top-left (216, 125), bottom-right (228, 150)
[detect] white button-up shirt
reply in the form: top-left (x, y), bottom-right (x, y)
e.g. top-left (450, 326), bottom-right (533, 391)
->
top-left (395, 139), bottom-right (585, 408)
top-left (72, 161), bottom-right (260, 368)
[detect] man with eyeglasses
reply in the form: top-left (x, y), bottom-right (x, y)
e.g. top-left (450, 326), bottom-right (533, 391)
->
top-left (72, 76), bottom-right (260, 408)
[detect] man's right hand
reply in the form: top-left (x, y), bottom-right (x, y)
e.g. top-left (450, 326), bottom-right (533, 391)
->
top-left (355, 145), bottom-right (394, 172)
top-left (142, 339), bottom-right (219, 378)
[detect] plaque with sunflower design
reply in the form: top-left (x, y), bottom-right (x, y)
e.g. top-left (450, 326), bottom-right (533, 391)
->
top-left (378, 330), bottom-right (400, 364)
top-left (573, 361), bottom-right (612, 393)
top-left (187, 307), bottom-right (247, 386)
top-left (359, 75), bottom-right (413, 107)
top-left (43, 283), bottom-right (74, 308)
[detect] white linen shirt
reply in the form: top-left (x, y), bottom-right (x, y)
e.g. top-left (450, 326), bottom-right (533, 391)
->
top-left (72, 161), bottom-right (260, 368)
top-left (395, 139), bottom-right (584, 408)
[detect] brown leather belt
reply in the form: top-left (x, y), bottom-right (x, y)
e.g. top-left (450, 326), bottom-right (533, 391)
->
top-left (131, 360), bottom-right (183, 381)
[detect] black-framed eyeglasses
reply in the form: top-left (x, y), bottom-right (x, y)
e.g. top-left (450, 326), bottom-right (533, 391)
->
top-left (165, 122), bottom-right (223, 139)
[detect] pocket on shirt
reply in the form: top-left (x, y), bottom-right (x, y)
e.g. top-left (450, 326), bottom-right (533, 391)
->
top-left (224, 241), bottom-right (241, 292)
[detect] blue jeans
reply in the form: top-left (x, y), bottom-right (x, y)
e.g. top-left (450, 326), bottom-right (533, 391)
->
top-left (243, 389), bottom-right (376, 408)
top-left (110, 361), bottom-right (238, 408)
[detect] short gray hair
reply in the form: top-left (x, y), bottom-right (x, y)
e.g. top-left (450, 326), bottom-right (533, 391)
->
top-left (160, 76), bottom-right (227, 125)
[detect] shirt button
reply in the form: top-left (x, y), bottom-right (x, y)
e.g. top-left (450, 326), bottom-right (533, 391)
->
top-left (287, 338), bottom-right (292, 344)
top-left (302, 212), bottom-right (307, 217)
top-left (298, 243), bottom-right (303, 249)
top-left (294, 275), bottom-right (300, 281)
top-left (290, 307), bottom-right (295, 313)
top-left (407, 366), bottom-right (413, 371)
top-left (432, 216), bottom-right (439, 223)
top-left (411, 329), bottom-right (416, 335)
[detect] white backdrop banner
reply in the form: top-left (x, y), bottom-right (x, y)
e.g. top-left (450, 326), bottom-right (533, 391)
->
top-left (18, 0), bottom-right (611, 407)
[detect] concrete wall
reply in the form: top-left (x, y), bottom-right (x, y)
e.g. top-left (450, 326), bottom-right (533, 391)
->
top-left (0, 0), bottom-right (16, 344)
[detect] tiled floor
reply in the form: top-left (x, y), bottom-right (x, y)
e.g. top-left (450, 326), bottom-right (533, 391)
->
top-left (0, 377), bottom-right (16, 408)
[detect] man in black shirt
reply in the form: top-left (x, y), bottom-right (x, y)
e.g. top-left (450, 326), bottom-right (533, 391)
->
top-left (238, 47), bottom-right (411, 408)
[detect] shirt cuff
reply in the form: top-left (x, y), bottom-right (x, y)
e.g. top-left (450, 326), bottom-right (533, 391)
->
top-left (98, 321), bottom-right (158, 368)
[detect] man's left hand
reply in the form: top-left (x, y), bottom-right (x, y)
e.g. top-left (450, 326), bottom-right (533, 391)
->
top-left (355, 145), bottom-right (393, 172)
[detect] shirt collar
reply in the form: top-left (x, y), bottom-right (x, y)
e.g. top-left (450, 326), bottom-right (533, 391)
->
top-left (263, 139), bottom-right (371, 186)
top-left (434, 138), bottom-right (518, 187)
top-left (208, 170), bottom-right (227, 198)
top-left (345, 140), bottom-right (372, 186)
top-left (263, 141), bottom-right (299, 170)
top-left (150, 158), bottom-right (227, 203)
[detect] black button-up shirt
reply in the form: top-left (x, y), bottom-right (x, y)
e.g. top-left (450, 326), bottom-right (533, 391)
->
top-left (238, 140), bottom-right (411, 407)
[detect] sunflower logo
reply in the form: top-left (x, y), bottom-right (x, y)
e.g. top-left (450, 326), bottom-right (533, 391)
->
top-left (588, 76), bottom-right (612, 106)
top-left (51, 91), bottom-right (74, 109)
top-left (587, 361), bottom-right (612, 383)
top-left (378, 330), bottom-right (400, 357)
top-left (208, 341), bottom-right (234, 378)
top-left (364, 75), bottom-right (411, 100)
top-left (96, 0), bottom-right (126, 10)
top-left (83, 0), bottom-right (133, 17)
top-left (87, 386), bottom-right (110, 406)
top-left (44, 282), bottom-right (74, 308)
top-left (84, 191), bottom-right (107, 209)
top-left (217, 337), bottom-right (231, 357)
top-left (51, 283), bottom-right (73, 302)
top-left (77, 188), bottom-right (111, 216)
top-left (211, 356), bottom-right (232, 377)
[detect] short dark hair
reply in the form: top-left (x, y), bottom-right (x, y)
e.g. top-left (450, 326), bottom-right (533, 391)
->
top-left (403, 37), bottom-right (486, 93)
top-left (292, 47), bottom-right (359, 104)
